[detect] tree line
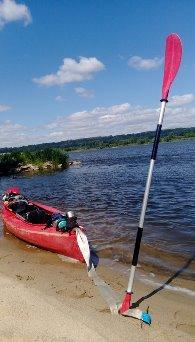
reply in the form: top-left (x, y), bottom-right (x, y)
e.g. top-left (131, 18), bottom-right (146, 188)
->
top-left (0, 127), bottom-right (194, 175)
top-left (0, 127), bottom-right (194, 154)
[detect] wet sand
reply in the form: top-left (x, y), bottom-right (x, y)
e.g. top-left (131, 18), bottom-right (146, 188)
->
top-left (0, 233), bottom-right (194, 342)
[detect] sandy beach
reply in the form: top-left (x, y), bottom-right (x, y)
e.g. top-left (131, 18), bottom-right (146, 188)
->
top-left (0, 233), bottom-right (194, 342)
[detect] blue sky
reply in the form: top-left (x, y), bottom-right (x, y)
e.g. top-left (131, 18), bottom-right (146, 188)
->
top-left (0, 0), bottom-right (194, 147)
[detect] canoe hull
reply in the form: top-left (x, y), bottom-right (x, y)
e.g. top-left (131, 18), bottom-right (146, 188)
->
top-left (1, 201), bottom-right (84, 262)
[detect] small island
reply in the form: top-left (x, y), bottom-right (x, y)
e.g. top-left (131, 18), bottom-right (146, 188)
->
top-left (0, 148), bottom-right (69, 176)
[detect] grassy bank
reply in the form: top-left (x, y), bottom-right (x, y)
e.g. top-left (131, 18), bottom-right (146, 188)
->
top-left (0, 148), bottom-right (69, 176)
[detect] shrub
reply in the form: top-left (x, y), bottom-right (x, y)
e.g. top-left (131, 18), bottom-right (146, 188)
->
top-left (0, 148), bottom-right (69, 175)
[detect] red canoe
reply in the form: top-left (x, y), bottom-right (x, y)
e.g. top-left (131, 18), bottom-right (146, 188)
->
top-left (1, 200), bottom-right (84, 262)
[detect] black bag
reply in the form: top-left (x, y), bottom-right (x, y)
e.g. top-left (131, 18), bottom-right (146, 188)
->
top-left (8, 199), bottom-right (29, 214)
top-left (25, 209), bottom-right (49, 224)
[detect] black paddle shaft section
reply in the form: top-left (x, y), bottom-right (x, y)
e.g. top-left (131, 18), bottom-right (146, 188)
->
top-left (151, 124), bottom-right (162, 160)
top-left (132, 227), bottom-right (143, 266)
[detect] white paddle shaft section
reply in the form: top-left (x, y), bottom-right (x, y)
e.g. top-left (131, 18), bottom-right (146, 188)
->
top-left (158, 100), bottom-right (166, 125)
top-left (139, 158), bottom-right (155, 228)
top-left (127, 100), bottom-right (167, 294)
top-left (127, 265), bottom-right (136, 293)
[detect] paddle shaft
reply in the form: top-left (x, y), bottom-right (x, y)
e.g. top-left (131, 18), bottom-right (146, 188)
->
top-left (127, 99), bottom-right (167, 293)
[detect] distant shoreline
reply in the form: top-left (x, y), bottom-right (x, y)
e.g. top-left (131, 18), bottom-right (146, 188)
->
top-left (68, 136), bottom-right (195, 153)
top-left (0, 138), bottom-right (194, 176)
top-left (0, 127), bottom-right (194, 154)
top-left (0, 137), bottom-right (195, 176)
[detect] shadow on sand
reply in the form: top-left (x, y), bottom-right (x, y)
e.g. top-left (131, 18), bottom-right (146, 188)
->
top-left (132, 254), bottom-right (195, 308)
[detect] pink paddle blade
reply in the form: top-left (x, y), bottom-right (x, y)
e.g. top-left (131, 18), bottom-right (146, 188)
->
top-left (162, 33), bottom-right (182, 101)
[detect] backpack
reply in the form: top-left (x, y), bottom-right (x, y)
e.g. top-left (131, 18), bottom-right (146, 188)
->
top-left (51, 213), bottom-right (67, 232)
top-left (51, 213), bottom-right (78, 232)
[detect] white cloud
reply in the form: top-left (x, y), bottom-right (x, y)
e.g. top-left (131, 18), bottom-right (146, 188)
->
top-left (0, 120), bottom-right (53, 148)
top-left (0, 120), bottom-right (26, 147)
top-left (0, 96), bottom-right (194, 148)
top-left (69, 103), bottom-right (131, 122)
top-left (0, 0), bottom-right (32, 28)
top-left (49, 131), bottom-right (63, 137)
top-left (55, 95), bottom-right (66, 102)
top-left (44, 100), bottom-right (194, 142)
top-left (128, 56), bottom-right (163, 70)
top-left (1, 120), bottom-right (24, 131)
top-left (169, 93), bottom-right (195, 107)
top-left (165, 106), bottom-right (195, 125)
top-left (0, 104), bottom-right (11, 112)
top-left (75, 87), bottom-right (94, 98)
top-left (33, 57), bottom-right (105, 87)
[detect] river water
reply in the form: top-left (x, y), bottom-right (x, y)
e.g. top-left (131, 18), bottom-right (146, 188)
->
top-left (0, 140), bottom-right (194, 279)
